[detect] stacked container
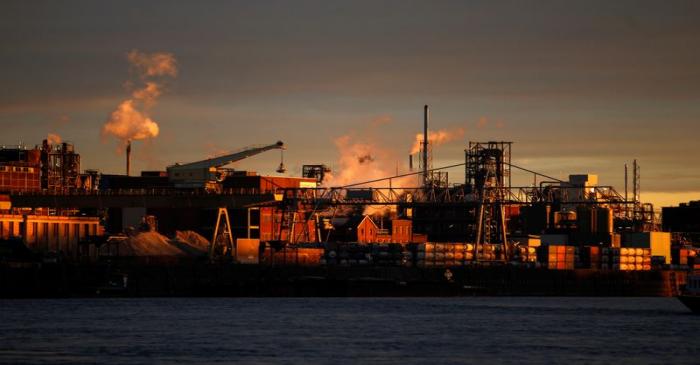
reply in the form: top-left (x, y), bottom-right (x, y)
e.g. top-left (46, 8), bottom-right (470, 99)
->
top-left (542, 245), bottom-right (576, 270)
top-left (324, 243), bottom-right (370, 266)
top-left (369, 243), bottom-right (405, 266)
top-left (322, 243), bottom-right (410, 267)
top-left (619, 247), bottom-right (651, 271)
top-left (512, 246), bottom-right (537, 263)
top-left (672, 247), bottom-right (697, 267)
top-left (601, 247), bottom-right (620, 270)
top-left (577, 246), bottom-right (602, 269)
top-left (416, 243), bottom-right (475, 267)
top-left (622, 232), bottom-right (671, 264)
top-left (263, 245), bottom-right (324, 266)
top-left (477, 243), bottom-right (502, 261)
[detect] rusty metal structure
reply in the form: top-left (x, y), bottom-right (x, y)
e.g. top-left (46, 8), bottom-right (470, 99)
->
top-left (302, 164), bottom-right (331, 184)
top-left (468, 142), bottom-right (511, 261)
top-left (40, 140), bottom-right (80, 193)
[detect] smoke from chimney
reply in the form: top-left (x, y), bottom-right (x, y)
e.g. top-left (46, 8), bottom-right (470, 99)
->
top-left (410, 127), bottom-right (465, 155)
top-left (47, 133), bottom-right (62, 145)
top-left (102, 49), bottom-right (177, 151)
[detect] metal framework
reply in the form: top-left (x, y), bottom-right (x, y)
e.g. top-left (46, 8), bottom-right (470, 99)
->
top-left (209, 207), bottom-right (234, 259)
top-left (41, 141), bottom-right (80, 193)
top-left (466, 141), bottom-right (512, 192)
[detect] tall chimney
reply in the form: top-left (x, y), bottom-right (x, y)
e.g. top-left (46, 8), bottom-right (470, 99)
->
top-left (624, 163), bottom-right (628, 218)
top-left (423, 105), bottom-right (429, 187)
top-left (126, 140), bottom-right (132, 176)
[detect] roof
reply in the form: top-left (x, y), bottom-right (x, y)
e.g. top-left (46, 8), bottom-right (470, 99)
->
top-left (331, 215), bottom-right (377, 230)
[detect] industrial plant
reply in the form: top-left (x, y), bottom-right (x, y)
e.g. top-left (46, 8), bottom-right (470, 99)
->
top-left (0, 106), bottom-right (697, 297)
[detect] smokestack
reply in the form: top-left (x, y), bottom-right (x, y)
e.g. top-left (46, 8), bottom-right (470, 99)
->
top-left (126, 140), bottom-right (132, 176)
top-left (423, 105), bottom-right (429, 187)
top-left (624, 163), bottom-right (628, 217)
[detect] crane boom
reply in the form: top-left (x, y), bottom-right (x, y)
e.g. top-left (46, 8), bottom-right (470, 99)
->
top-left (169, 141), bottom-right (284, 171)
top-left (166, 140), bottom-right (285, 189)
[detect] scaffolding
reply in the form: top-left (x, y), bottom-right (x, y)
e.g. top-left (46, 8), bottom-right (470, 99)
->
top-left (40, 140), bottom-right (80, 193)
top-left (465, 141), bottom-right (512, 192)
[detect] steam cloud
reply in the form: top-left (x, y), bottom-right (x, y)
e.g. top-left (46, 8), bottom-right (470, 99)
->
top-left (47, 133), bottom-right (62, 145)
top-left (324, 135), bottom-right (413, 189)
top-left (103, 100), bottom-right (160, 141)
top-left (325, 116), bottom-right (465, 216)
top-left (410, 127), bottom-right (465, 154)
top-left (126, 49), bottom-right (178, 78)
top-left (102, 50), bottom-right (177, 149)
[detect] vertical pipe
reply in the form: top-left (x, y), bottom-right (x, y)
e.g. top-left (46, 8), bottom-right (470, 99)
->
top-left (126, 140), bottom-right (131, 176)
top-left (423, 105), bottom-right (429, 187)
top-left (624, 163), bottom-right (628, 218)
top-left (633, 159), bottom-right (637, 204)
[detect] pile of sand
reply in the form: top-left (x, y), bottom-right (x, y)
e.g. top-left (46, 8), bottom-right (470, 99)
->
top-left (171, 230), bottom-right (210, 256)
top-left (104, 230), bottom-right (213, 257)
top-left (119, 231), bottom-right (186, 256)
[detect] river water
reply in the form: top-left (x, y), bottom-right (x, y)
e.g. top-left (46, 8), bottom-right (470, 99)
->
top-left (0, 297), bottom-right (697, 364)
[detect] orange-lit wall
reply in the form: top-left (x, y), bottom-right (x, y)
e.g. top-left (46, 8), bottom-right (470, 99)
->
top-left (0, 214), bottom-right (103, 257)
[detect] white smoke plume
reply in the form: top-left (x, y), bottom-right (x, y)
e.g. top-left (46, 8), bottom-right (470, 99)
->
top-left (476, 116), bottom-right (505, 129)
top-left (324, 135), bottom-right (387, 187)
top-left (323, 134), bottom-right (415, 217)
top-left (324, 117), bottom-right (467, 216)
top-left (324, 135), bottom-right (414, 189)
top-left (127, 49), bottom-right (178, 78)
top-left (103, 100), bottom-right (160, 141)
top-left (410, 127), bottom-right (465, 154)
top-left (47, 133), bottom-right (62, 145)
top-left (131, 81), bottom-right (162, 107)
top-left (102, 50), bottom-right (177, 149)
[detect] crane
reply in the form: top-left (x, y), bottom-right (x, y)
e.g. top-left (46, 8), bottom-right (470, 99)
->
top-left (167, 141), bottom-right (285, 190)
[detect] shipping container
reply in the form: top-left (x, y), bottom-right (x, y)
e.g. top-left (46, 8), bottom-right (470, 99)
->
top-left (623, 232), bottom-right (671, 264)
top-left (540, 234), bottom-right (570, 246)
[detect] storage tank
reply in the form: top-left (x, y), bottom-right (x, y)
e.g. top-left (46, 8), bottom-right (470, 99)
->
top-left (593, 207), bottom-right (613, 234)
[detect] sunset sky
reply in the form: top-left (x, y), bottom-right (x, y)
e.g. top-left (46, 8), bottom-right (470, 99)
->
top-left (1, 1), bottom-right (699, 207)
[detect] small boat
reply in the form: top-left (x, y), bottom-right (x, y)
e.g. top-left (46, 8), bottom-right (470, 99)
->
top-left (678, 274), bottom-right (700, 314)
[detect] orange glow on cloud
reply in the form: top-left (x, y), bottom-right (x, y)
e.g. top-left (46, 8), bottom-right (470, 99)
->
top-left (410, 127), bottom-right (465, 155)
top-left (103, 100), bottom-right (160, 141)
top-left (127, 49), bottom-right (178, 78)
top-left (47, 133), bottom-right (62, 145)
top-left (102, 50), bottom-right (177, 149)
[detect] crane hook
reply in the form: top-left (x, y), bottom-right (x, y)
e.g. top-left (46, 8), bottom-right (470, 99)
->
top-left (276, 149), bottom-right (286, 173)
